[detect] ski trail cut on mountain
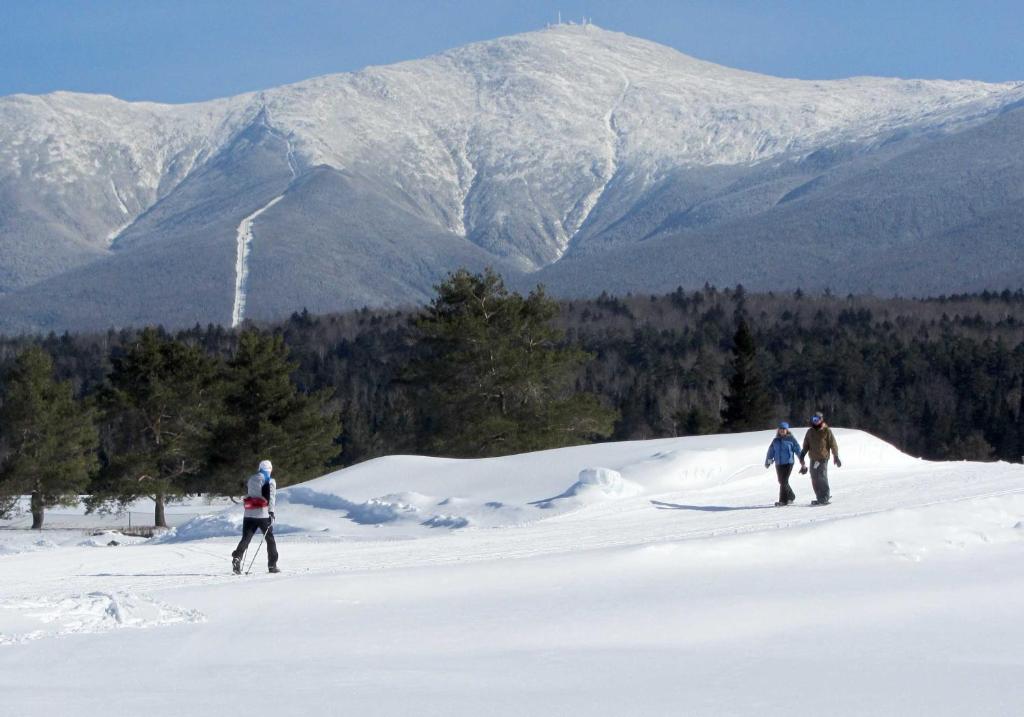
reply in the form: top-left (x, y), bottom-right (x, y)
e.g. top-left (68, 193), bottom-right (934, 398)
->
top-left (263, 109), bottom-right (299, 181)
top-left (564, 74), bottom-right (630, 250)
top-left (104, 179), bottom-right (133, 243)
top-left (275, 130), bottom-right (298, 181)
top-left (452, 132), bottom-right (476, 237)
top-left (109, 179), bottom-right (130, 216)
top-left (231, 195), bottom-right (283, 327)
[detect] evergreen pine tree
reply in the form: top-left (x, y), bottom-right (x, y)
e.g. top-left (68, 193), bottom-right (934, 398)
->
top-left (1018, 378), bottom-right (1024, 462)
top-left (0, 347), bottom-right (98, 529)
top-left (408, 268), bottom-right (616, 457)
top-left (93, 328), bottom-right (220, 527)
top-left (721, 318), bottom-right (773, 432)
top-left (208, 330), bottom-right (340, 492)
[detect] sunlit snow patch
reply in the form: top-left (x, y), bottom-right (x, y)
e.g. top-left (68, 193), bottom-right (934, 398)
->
top-left (0, 591), bottom-right (204, 646)
top-left (151, 511), bottom-right (243, 543)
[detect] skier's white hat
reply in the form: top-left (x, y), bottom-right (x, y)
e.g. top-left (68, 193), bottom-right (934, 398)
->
top-left (259, 459), bottom-right (273, 473)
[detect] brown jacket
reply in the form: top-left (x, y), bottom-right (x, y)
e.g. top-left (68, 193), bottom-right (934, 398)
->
top-left (802, 424), bottom-right (839, 462)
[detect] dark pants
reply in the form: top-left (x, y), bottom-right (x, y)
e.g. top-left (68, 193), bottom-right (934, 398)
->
top-left (232, 517), bottom-right (278, 567)
top-left (775, 463), bottom-right (796, 504)
top-left (809, 460), bottom-right (831, 503)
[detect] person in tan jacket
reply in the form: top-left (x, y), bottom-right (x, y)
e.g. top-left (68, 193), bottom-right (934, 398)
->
top-left (799, 412), bottom-right (841, 505)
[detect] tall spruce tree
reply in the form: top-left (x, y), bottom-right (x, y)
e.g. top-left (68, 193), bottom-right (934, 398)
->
top-left (93, 329), bottom-right (219, 527)
top-left (208, 330), bottom-right (340, 492)
top-left (0, 347), bottom-right (98, 529)
top-left (408, 268), bottom-right (616, 457)
top-left (721, 318), bottom-right (773, 431)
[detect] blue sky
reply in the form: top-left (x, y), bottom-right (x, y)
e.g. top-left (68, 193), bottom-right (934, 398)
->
top-left (2, 0), bottom-right (1023, 103)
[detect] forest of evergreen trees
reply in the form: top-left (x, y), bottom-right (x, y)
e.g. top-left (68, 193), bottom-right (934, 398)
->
top-left (1, 274), bottom-right (1023, 526)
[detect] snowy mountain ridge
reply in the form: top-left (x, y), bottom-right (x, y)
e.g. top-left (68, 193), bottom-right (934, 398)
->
top-left (3, 25), bottom-right (1021, 261)
top-left (2, 24), bottom-right (1024, 331)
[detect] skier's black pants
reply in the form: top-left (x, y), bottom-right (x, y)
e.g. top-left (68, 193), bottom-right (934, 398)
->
top-left (809, 460), bottom-right (831, 503)
top-left (232, 517), bottom-right (278, 567)
top-left (775, 463), bottom-right (796, 504)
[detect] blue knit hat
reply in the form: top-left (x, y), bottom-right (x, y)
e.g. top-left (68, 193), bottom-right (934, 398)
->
top-left (778, 421), bottom-right (790, 430)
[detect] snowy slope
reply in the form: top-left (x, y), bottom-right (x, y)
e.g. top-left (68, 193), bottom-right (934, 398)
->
top-left (1, 429), bottom-right (1023, 715)
top-left (151, 428), bottom-right (1022, 558)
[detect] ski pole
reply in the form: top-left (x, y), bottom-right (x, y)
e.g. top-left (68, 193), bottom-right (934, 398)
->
top-left (245, 526), bottom-right (267, 575)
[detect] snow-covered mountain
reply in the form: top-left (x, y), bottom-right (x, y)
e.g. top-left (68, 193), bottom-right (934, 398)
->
top-left (2, 24), bottom-right (1024, 332)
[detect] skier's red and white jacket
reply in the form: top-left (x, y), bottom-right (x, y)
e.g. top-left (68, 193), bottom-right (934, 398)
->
top-left (243, 471), bottom-right (276, 519)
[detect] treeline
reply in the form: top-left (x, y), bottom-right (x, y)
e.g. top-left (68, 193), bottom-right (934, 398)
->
top-left (0, 270), bottom-right (615, 527)
top-left (0, 330), bottom-right (339, 528)
top-left (2, 274), bottom-right (1023, 527)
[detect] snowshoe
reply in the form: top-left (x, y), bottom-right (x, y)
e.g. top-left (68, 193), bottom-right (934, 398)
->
top-left (232, 557), bottom-right (242, 575)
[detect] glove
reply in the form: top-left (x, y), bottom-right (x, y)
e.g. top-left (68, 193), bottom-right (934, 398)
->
top-left (269, 511), bottom-right (275, 524)
top-left (764, 461), bottom-right (772, 469)
top-left (834, 457), bottom-right (842, 468)
top-left (799, 465), bottom-right (808, 475)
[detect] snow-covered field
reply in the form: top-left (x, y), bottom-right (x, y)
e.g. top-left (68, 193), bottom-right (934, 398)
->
top-left (2, 429), bottom-right (1022, 715)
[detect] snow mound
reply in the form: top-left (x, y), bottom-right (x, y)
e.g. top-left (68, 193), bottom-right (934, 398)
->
top-left (534, 467), bottom-right (642, 508)
top-left (0, 591), bottom-right (204, 645)
top-left (577, 467), bottom-right (643, 497)
top-left (422, 515), bottom-right (471, 529)
top-left (284, 487), bottom-right (430, 524)
top-left (0, 539), bottom-right (59, 556)
top-left (152, 512), bottom-right (243, 543)
top-left (155, 507), bottom-right (311, 543)
top-left (345, 494), bottom-right (422, 525)
top-left (76, 531), bottom-right (148, 548)
top-left (77, 537), bottom-right (117, 548)
top-left (160, 428), bottom-right (924, 540)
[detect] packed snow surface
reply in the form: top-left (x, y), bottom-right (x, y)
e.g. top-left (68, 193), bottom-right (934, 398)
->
top-left (1, 428), bottom-right (1022, 715)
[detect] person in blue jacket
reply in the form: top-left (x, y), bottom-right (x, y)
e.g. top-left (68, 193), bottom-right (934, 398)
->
top-left (765, 422), bottom-right (806, 506)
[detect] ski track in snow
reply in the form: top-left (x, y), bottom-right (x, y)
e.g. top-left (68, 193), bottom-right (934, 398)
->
top-left (231, 195), bottom-right (283, 327)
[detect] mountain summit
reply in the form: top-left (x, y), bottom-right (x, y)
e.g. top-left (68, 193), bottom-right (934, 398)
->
top-left (2, 25), bottom-right (1023, 332)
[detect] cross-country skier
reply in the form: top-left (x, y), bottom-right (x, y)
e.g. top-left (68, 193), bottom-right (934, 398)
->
top-left (231, 459), bottom-right (280, 573)
top-left (799, 412), bottom-right (841, 505)
top-left (764, 421), bottom-right (806, 506)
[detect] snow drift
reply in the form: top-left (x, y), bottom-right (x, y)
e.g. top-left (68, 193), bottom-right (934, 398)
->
top-left (162, 428), bottom-right (919, 540)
